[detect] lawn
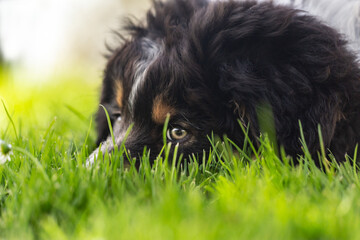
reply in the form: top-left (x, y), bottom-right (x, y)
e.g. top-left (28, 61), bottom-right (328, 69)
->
top-left (1, 69), bottom-right (360, 240)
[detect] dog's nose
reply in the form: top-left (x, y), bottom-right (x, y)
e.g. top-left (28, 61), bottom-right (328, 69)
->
top-left (86, 137), bottom-right (115, 167)
top-left (86, 122), bottom-right (133, 167)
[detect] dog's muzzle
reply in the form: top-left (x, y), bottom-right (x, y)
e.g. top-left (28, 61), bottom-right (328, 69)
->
top-left (86, 122), bottom-right (129, 167)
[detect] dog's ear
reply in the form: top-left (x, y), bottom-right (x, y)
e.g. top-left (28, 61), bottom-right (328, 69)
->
top-left (96, 52), bottom-right (123, 145)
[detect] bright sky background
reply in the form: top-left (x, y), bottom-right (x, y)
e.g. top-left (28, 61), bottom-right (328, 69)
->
top-left (0, 0), bottom-right (149, 82)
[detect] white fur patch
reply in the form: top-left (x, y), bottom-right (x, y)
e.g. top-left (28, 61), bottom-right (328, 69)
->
top-left (128, 38), bottom-right (162, 112)
top-left (86, 119), bottom-right (128, 167)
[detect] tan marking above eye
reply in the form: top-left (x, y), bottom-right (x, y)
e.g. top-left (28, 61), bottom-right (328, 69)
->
top-left (152, 95), bottom-right (176, 124)
top-left (115, 81), bottom-right (123, 108)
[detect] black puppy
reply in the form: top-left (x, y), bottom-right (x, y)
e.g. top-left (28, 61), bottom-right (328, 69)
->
top-left (87, 0), bottom-right (360, 166)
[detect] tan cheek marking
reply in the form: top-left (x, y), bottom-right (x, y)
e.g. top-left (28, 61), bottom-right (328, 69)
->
top-left (152, 95), bottom-right (176, 124)
top-left (115, 81), bottom-right (123, 108)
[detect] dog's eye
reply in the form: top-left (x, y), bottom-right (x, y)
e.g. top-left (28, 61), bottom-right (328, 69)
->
top-left (113, 111), bottom-right (122, 121)
top-left (167, 127), bottom-right (187, 141)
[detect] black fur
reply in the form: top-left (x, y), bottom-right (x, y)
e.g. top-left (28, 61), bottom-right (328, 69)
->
top-left (90, 0), bottom-right (360, 165)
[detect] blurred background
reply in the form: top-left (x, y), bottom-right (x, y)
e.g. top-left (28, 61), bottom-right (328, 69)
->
top-left (0, 0), bottom-right (151, 82)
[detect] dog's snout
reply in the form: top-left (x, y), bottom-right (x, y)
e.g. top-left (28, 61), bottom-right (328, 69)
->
top-left (86, 122), bottom-right (130, 166)
top-left (86, 137), bottom-right (116, 167)
top-left (86, 122), bottom-right (155, 166)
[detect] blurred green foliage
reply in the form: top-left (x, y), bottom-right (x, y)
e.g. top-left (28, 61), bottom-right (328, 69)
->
top-left (0, 70), bottom-right (99, 145)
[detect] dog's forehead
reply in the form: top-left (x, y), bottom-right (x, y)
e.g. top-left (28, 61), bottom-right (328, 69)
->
top-left (127, 38), bottom-right (163, 113)
top-left (115, 36), bottom-right (201, 125)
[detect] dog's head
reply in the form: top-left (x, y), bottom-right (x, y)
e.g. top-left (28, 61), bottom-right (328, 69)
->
top-left (87, 0), bottom-right (359, 165)
top-left (88, 0), bottom-right (250, 165)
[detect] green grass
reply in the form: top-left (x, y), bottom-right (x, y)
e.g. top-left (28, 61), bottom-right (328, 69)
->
top-left (1, 70), bottom-right (360, 239)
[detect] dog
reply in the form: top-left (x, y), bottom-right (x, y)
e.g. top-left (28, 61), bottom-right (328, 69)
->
top-left (87, 0), bottom-right (360, 166)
